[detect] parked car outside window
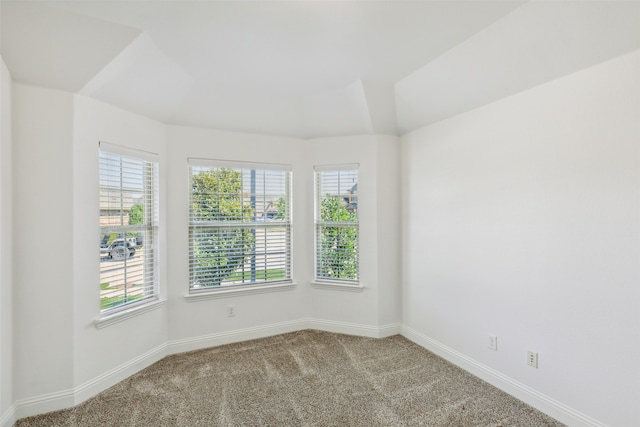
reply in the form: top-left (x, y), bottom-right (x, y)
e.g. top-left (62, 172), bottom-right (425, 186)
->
top-left (100, 238), bottom-right (136, 260)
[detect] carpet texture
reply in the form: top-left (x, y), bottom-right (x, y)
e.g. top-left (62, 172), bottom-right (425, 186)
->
top-left (16, 330), bottom-right (564, 426)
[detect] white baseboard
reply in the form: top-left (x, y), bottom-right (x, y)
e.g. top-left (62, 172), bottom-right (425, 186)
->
top-left (14, 388), bottom-right (74, 422)
top-left (401, 325), bottom-right (607, 427)
top-left (167, 319), bottom-right (309, 354)
top-left (14, 343), bottom-right (168, 421)
top-left (306, 318), bottom-right (401, 338)
top-left (73, 342), bottom-right (167, 405)
top-left (0, 404), bottom-right (16, 427)
top-left (11, 319), bottom-right (401, 423)
top-left (9, 322), bottom-right (610, 426)
top-left (377, 322), bottom-right (402, 337)
top-left (167, 318), bottom-right (400, 354)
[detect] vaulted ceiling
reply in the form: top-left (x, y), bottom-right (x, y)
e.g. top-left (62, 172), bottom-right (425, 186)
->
top-left (2, 1), bottom-right (639, 139)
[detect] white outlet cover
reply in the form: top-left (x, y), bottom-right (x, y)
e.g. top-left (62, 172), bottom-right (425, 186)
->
top-left (487, 334), bottom-right (497, 351)
top-left (227, 304), bottom-right (236, 317)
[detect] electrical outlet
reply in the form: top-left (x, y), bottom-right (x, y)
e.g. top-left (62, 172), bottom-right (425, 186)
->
top-left (487, 334), bottom-right (497, 351)
top-left (227, 304), bottom-right (236, 317)
top-left (527, 351), bottom-right (538, 368)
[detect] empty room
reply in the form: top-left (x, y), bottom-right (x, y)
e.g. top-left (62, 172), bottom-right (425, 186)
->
top-left (1, 1), bottom-right (639, 426)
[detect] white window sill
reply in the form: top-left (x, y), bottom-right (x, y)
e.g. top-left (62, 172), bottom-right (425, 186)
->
top-left (310, 280), bottom-right (364, 292)
top-left (185, 281), bottom-right (297, 302)
top-left (95, 298), bottom-right (166, 329)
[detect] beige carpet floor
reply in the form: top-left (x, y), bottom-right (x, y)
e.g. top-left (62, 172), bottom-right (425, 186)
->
top-left (16, 330), bottom-right (564, 426)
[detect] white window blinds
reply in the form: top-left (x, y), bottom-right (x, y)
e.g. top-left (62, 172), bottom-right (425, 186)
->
top-left (188, 161), bottom-right (292, 290)
top-left (314, 166), bottom-right (359, 283)
top-left (99, 144), bottom-right (158, 314)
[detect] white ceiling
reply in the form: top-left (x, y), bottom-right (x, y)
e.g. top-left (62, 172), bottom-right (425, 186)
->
top-left (2, 1), bottom-right (639, 139)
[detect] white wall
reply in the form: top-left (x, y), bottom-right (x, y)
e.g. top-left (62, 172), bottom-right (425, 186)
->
top-left (9, 47), bottom-right (636, 427)
top-left (401, 50), bottom-right (640, 427)
top-left (308, 135), bottom-right (402, 332)
top-left (10, 88), bottom-right (171, 418)
top-left (165, 125), bottom-right (310, 350)
top-left (0, 56), bottom-right (14, 427)
top-left (375, 135), bottom-right (402, 327)
top-left (164, 130), bottom-right (402, 348)
top-left (308, 135), bottom-right (379, 327)
top-left (72, 96), bottom-right (169, 399)
top-left (8, 85), bottom-right (403, 419)
top-left (12, 84), bottom-right (75, 406)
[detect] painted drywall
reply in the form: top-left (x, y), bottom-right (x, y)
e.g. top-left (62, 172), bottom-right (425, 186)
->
top-left (11, 88), bottom-right (170, 418)
top-left (395, 1), bottom-right (640, 134)
top-left (8, 86), bottom-right (402, 418)
top-left (401, 50), bottom-right (640, 426)
top-left (375, 135), bottom-right (402, 327)
top-left (308, 135), bottom-right (378, 326)
top-left (0, 56), bottom-right (14, 427)
top-left (164, 128), bottom-right (402, 345)
top-left (72, 95), bottom-right (169, 395)
top-left (307, 135), bottom-right (402, 331)
top-left (165, 125), bottom-right (310, 347)
top-left (12, 84), bottom-right (75, 403)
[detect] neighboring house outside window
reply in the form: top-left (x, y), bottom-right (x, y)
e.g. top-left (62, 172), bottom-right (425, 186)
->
top-left (188, 159), bottom-right (292, 291)
top-left (314, 165), bottom-right (359, 283)
top-left (99, 142), bottom-right (159, 314)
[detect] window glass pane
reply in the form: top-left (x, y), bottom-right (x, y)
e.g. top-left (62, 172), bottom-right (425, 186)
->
top-left (99, 149), bottom-right (158, 313)
top-left (315, 168), bottom-right (359, 282)
top-left (316, 225), bottom-right (359, 280)
top-left (189, 164), bottom-right (292, 290)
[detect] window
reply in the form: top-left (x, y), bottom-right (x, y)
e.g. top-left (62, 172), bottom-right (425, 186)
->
top-left (99, 143), bottom-right (158, 314)
top-left (188, 160), bottom-right (292, 291)
top-left (314, 165), bottom-right (359, 283)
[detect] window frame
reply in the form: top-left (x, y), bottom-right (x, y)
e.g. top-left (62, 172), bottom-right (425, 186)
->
top-left (313, 164), bottom-right (360, 285)
top-left (187, 159), bottom-right (293, 294)
top-left (98, 142), bottom-right (159, 318)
